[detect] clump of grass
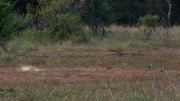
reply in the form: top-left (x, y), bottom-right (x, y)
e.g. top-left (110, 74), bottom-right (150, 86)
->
top-left (0, 53), bottom-right (16, 66)
top-left (6, 37), bottom-right (39, 53)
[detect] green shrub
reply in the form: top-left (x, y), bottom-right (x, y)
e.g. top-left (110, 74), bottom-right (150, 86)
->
top-left (2, 13), bottom-right (26, 37)
top-left (20, 28), bottom-right (52, 44)
top-left (0, 1), bottom-right (12, 27)
top-left (54, 13), bottom-right (85, 41)
top-left (25, 0), bottom-right (86, 43)
top-left (6, 37), bottom-right (40, 53)
top-left (0, 1), bottom-right (13, 42)
top-left (0, 1), bottom-right (27, 50)
top-left (137, 15), bottom-right (160, 27)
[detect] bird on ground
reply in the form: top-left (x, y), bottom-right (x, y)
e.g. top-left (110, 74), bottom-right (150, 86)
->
top-left (118, 53), bottom-right (122, 56)
top-left (160, 68), bottom-right (165, 72)
top-left (105, 65), bottom-right (111, 70)
top-left (148, 64), bottom-right (152, 70)
top-left (30, 67), bottom-right (35, 71)
top-left (131, 52), bottom-right (136, 56)
top-left (138, 51), bottom-right (141, 56)
top-left (112, 52), bottom-right (122, 56)
top-left (116, 52), bottom-right (122, 56)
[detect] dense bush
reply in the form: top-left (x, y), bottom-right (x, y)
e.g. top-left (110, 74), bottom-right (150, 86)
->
top-left (0, 1), bottom-right (13, 42)
top-left (20, 28), bottom-right (52, 43)
top-left (0, 1), bottom-right (26, 48)
top-left (137, 15), bottom-right (160, 27)
top-left (0, 1), bottom-right (12, 26)
top-left (25, 0), bottom-right (86, 42)
top-left (54, 13), bottom-right (85, 41)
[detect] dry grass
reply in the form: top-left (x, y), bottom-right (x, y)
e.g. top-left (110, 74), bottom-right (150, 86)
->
top-left (1, 26), bottom-right (180, 100)
top-left (4, 25), bottom-right (180, 53)
top-left (39, 25), bottom-right (180, 52)
top-left (0, 48), bottom-right (180, 100)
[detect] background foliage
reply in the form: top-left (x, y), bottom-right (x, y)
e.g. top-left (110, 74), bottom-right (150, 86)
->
top-left (0, 0), bottom-right (180, 46)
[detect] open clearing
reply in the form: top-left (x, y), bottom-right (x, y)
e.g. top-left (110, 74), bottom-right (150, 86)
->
top-left (1, 48), bottom-right (180, 87)
top-left (1, 65), bottom-right (179, 86)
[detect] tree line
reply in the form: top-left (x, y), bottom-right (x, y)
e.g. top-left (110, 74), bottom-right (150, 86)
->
top-left (0, 0), bottom-right (179, 44)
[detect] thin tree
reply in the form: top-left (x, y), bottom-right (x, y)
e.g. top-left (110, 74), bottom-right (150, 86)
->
top-left (161, 0), bottom-right (172, 28)
top-left (167, 0), bottom-right (172, 27)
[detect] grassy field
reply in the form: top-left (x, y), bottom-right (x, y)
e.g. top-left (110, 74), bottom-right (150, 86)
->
top-left (5, 25), bottom-right (180, 53)
top-left (0, 26), bottom-right (180, 101)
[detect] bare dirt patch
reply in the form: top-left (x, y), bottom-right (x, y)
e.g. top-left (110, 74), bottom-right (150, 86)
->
top-left (1, 48), bottom-right (180, 86)
top-left (0, 65), bottom-right (178, 86)
top-left (18, 48), bottom-right (180, 57)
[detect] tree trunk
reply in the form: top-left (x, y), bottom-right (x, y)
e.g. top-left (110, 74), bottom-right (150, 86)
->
top-left (167, 0), bottom-right (172, 27)
top-left (161, 10), bottom-right (167, 28)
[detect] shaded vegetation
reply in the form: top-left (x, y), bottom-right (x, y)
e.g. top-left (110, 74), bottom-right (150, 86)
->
top-left (0, 0), bottom-right (180, 45)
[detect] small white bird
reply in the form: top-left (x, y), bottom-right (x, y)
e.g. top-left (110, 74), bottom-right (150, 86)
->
top-left (160, 68), bottom-right (165, 72)
top-left (148, 64), bottom-right (152, 70)
top-left (105, 65), bottom-right (111, 70)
